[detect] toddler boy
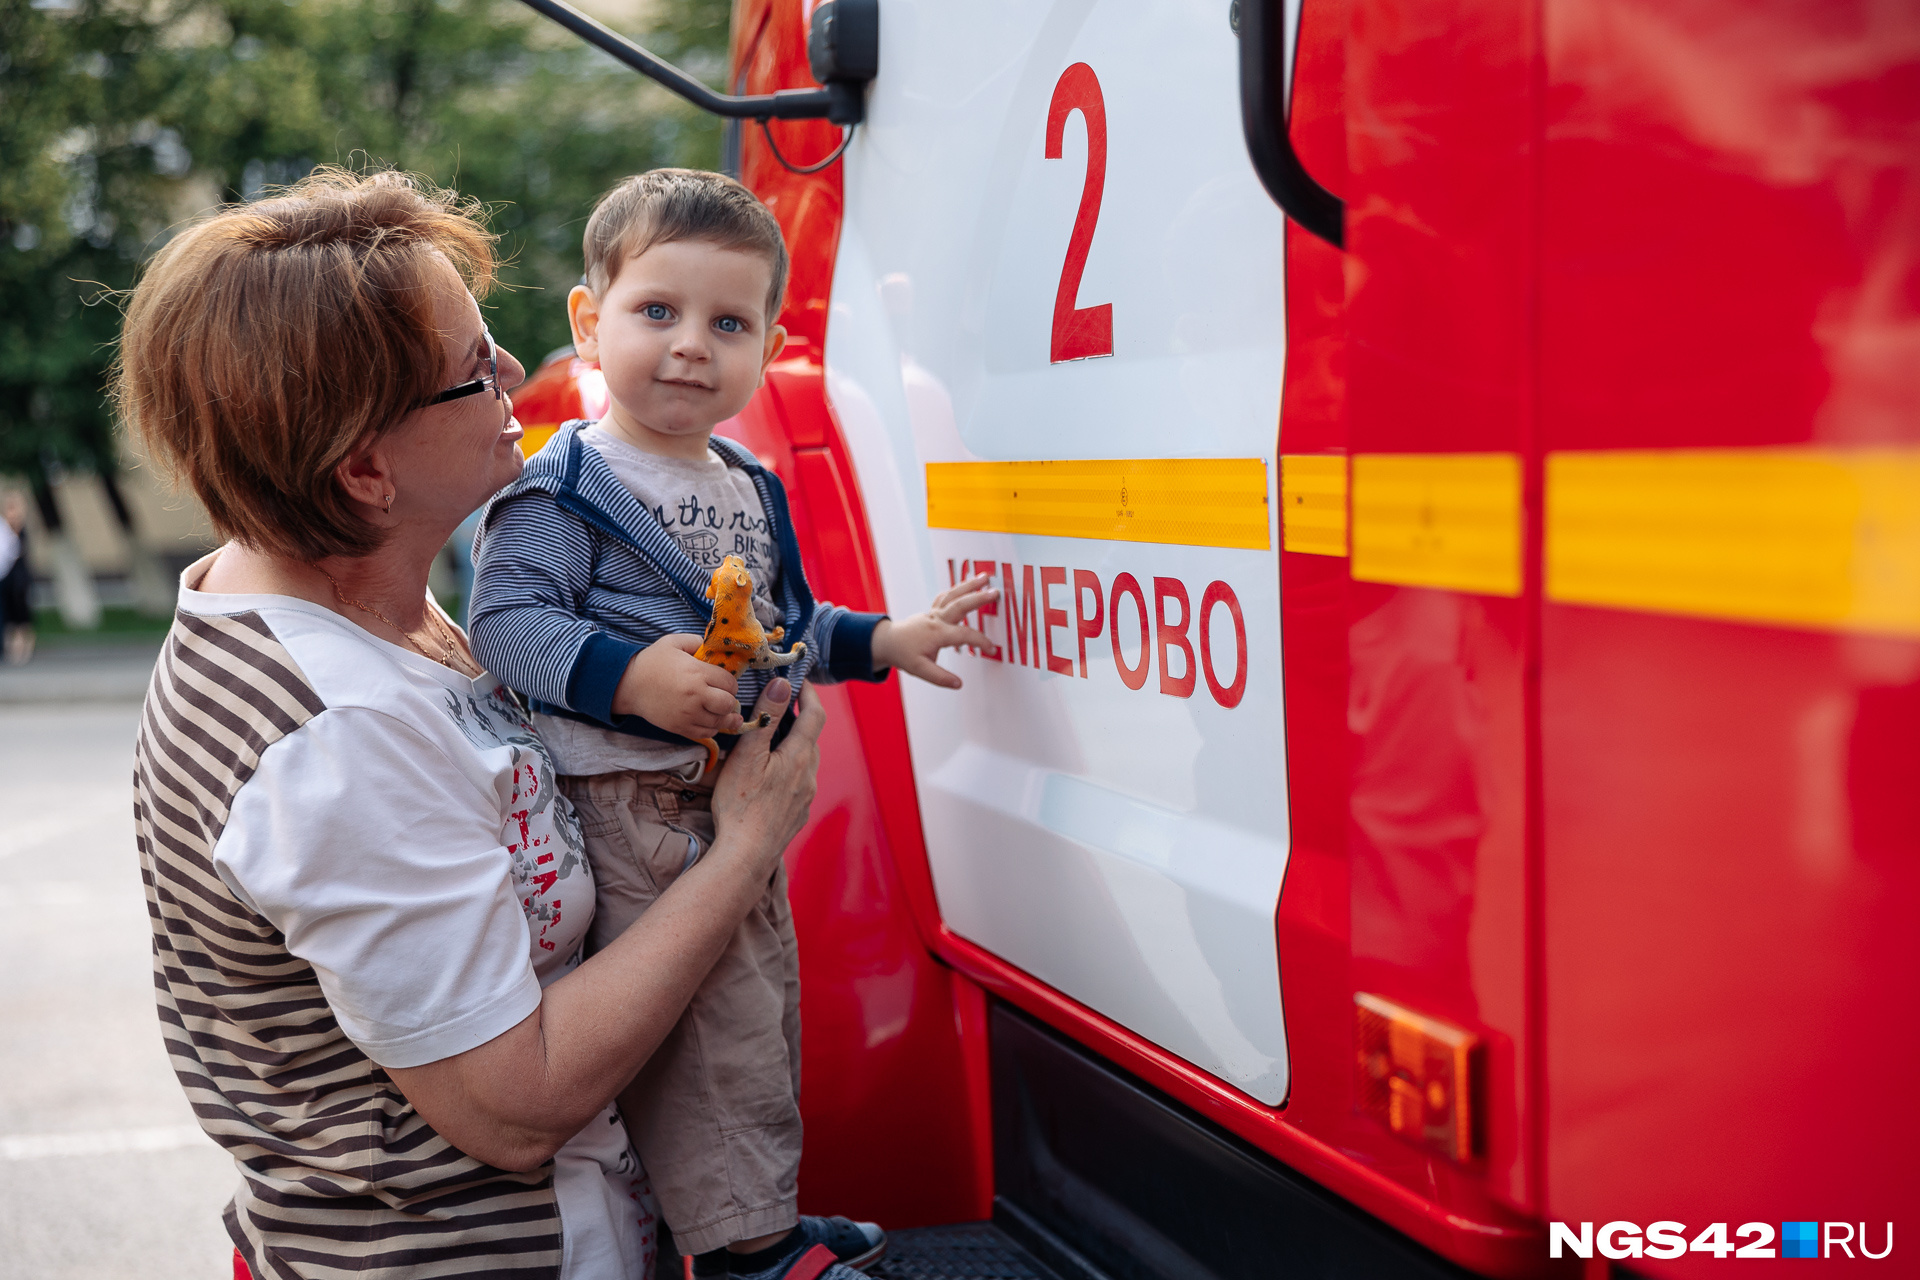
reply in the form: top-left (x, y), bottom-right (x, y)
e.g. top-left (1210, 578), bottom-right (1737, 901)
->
top-left (470, 170), bottom-right (994, 1280)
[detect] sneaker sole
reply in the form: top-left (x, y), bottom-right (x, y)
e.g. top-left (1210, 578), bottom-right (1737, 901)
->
top-left (844, 1240), bottom-right (886, 1272)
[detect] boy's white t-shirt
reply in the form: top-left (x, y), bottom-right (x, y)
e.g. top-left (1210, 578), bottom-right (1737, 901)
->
top-left (533, 426), bottom-right (784, 778)
top-left (186, 573), bottom-right (656, 1280)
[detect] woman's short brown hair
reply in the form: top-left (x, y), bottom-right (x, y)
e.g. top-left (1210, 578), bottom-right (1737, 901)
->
top-left (114, 167), bottom-right (497, 562)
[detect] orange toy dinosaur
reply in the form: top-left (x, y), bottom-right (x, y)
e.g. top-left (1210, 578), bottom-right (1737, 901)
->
top-left (691, 555), bottom-right (804, 774)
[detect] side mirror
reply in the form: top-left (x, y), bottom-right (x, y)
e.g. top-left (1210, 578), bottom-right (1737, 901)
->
top-left (808, 0), bottom-right (880, 126)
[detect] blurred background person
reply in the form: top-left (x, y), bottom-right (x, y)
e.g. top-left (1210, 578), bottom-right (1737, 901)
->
top-left (2, 492), bottom-right (34, 664)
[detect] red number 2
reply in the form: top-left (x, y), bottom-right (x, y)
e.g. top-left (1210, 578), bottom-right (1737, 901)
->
top-left (1046, 63), bottom-right (1113, 363)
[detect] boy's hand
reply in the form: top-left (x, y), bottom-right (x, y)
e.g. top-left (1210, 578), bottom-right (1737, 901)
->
top-left (612, 635), bottom-right (744, 738)
top-left (871, 573), bottom-right (999, 690)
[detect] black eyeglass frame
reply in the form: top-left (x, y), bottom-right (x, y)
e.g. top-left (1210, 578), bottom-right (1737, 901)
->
top-left (419, 329), bottom-right (502, 408)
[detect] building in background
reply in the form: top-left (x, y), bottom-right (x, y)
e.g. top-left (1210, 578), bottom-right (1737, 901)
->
top-left (0, 449), bottom-right (211, 628)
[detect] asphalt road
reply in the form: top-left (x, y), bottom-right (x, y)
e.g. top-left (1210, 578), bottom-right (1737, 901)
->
top-left (0, 698), bottom-right (238, 1279)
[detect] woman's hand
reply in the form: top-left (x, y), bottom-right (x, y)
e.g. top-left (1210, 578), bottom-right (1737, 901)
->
top-left (711, 678), bottom-right (825, 871)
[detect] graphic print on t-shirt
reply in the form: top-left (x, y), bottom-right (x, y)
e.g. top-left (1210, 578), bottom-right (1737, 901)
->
top-left (649, 490), bottom-right (781, 629)
top-left (650, 492), bottom-right (776, 573)
top-left (440, 682), bottom-right (591, 966)
top-left (439, 679), bottom-right (657, 1269)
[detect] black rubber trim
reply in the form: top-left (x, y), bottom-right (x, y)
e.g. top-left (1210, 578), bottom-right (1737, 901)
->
top-left (1238, 0), bottom-right (1344, 248)
top-left (990, 1002), bottom-right (1477, 1280)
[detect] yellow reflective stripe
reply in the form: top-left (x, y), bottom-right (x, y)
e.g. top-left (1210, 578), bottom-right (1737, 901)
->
top-left (1546, 447), bottom-right (1920, 637)
top-left (924, 447), bottom-right (1920, 636)
top-left (1280, 454), bottom-right (1348, 556)
top-left (1350, 453), bottom-right (1523, 596)
top-left (924, 459), bottom-right (1270, 550)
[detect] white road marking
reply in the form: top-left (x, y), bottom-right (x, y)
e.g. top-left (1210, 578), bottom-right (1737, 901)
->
top-left (0, 1123), bottom-right (212, 1161)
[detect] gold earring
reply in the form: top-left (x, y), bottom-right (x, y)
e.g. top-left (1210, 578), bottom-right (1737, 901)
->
top-left (384, 493), bottom-right (394, 514)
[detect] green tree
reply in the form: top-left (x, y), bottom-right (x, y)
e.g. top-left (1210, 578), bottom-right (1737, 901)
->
top-left (1, 0), bottom-right (728, 614)
top-left (164, 0), bottom-right (731, 365)
top-left (1, 0), bottom-right (192, 619)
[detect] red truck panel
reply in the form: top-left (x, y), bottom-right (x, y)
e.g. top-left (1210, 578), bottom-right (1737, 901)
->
top-left (722, 0), bottom-right (1920, 1274)
top-left (1538, 3), bottom-right (1920, 1271)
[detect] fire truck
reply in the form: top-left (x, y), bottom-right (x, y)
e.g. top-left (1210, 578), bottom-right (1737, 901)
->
top-left (508, 1), bottom-right (1920, 1275)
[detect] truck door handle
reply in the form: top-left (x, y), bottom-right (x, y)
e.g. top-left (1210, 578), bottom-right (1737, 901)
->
top-left (1237, 0), bottom-right (1345, 249)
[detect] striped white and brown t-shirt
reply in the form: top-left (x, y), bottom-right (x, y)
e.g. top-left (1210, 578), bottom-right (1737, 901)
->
top-left (135, 564), bottom-right (656, 1279)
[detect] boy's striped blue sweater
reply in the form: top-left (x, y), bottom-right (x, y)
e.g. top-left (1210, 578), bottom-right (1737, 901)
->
top-left (469, 420), bottom-right (885, 750)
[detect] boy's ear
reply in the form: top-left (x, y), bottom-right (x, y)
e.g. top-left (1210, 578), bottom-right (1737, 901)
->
top-left (757, 323), bottom-right (788, 386)
top-left (567, 284), bottom-right (601, 362)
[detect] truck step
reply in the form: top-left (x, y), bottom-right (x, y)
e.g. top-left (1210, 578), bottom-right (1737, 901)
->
top-left (868, 1222), bottom-right (1062, 1280)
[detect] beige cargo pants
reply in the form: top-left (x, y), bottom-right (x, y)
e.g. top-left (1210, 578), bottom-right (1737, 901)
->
top-left (562, 769), bottom-right (803, 1256)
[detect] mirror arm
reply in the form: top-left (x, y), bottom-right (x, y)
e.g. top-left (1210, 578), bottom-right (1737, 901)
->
top-left (513, 0), bottom-right (862, 123)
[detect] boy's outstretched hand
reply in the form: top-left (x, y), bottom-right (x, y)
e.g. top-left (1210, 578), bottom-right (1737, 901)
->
top-left (871, 572), bottom-right (1000, 690)
top-left (613, 634), bottom-right (746, 739)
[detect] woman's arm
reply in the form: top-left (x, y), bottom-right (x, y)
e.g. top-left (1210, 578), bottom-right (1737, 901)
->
top-left (386, 681), bottom-right (823, 1171)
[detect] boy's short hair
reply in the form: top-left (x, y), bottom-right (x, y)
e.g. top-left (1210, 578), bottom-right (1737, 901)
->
top-left (114, 167), bottom-right (496, 562)
top-left (583, 169), bottom-right (789, 320)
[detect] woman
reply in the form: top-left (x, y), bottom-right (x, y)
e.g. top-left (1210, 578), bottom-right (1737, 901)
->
top-left (1, 491), bottom-right (33, 664)
top-left (115, 168), bottom-right (823, 1279)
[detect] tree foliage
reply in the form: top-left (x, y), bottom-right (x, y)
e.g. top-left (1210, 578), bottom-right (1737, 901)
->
top-left (0, 0), bottom-right (730, 494)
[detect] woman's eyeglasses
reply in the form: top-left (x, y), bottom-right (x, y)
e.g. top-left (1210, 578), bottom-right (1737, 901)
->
top-left (420, 329), bottom-right (501, 407)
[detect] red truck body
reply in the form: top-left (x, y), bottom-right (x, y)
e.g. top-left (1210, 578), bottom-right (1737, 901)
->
top-left (506, 2), bottom-right (1920, 1274)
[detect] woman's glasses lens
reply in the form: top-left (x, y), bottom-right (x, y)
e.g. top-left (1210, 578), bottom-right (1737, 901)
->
top-left (419, 329), bottom-right (501, 408)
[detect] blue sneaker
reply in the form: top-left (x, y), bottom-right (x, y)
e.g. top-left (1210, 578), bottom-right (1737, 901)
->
top-left (726, 1217), bottom-right (886, 1279)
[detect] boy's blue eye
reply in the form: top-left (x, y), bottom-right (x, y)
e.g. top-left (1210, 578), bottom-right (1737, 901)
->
top-left (642, 303), bottom-right (670, 321)
top-left (714, 316), bottom-right (744, 334)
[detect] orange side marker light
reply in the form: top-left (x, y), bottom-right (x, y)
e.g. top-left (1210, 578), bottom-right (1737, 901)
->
top-left (1354, 993), bottom-right (1481, 1162)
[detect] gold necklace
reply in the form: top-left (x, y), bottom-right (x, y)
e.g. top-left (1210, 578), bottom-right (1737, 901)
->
top-left (323, 571), bottom-right (468, 671)
top-left (428, 605), bottom-right (482, 676)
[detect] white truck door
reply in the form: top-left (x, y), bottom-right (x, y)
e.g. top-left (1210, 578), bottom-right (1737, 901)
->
top-left (824, 0), bottom-right (1292, 1104)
